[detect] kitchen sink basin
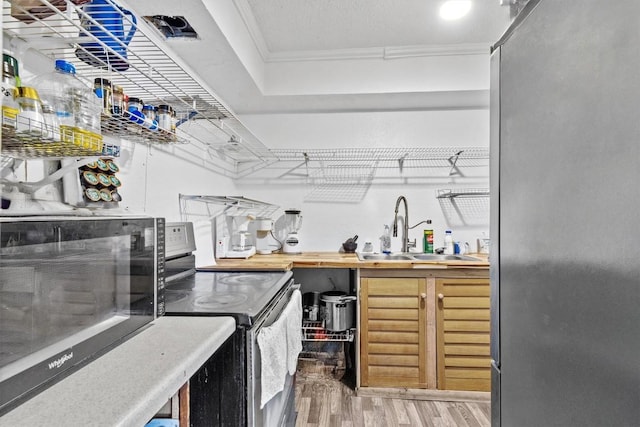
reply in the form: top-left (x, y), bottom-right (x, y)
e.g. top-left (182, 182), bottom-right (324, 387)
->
top-left (358, 254), bottom-right (414, 261)
top-left (357, 252), bottom-right (481, 262)
top-left (411, 254), bottom-right (481, 261)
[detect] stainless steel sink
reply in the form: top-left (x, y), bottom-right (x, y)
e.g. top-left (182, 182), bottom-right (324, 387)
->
top-left (411, 254), bottom-right (481, 261)
top-left (357, 252), bottom-right (481, 262)
top-left (357, 253), bottom-right (414, 261)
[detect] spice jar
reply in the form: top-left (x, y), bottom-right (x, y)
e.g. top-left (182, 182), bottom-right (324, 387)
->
top-left (127, 96), bottom-right (145, 124)
top-left (111, 85), bottom-right (124, 116)
top-left (14, 86), bottom-right (45, 135)
top-left (157, 104), bottom-right (174, 132)
top-left (93, 78), bottom-right (112, 116)
top-left (170, 108), bottom-right (177, 133)
top-left (141, 104), bottom-right (158, 131)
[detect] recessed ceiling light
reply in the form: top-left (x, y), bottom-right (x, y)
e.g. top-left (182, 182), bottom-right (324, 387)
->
top-left (439, 0), bottom-right (472, 21)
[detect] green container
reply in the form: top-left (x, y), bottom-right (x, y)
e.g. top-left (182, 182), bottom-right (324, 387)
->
top-left (423, 229), bottom-right (434, 253)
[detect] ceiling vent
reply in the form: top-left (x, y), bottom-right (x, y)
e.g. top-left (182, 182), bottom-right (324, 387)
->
top-left (143, 15), bottom-right (199, 39)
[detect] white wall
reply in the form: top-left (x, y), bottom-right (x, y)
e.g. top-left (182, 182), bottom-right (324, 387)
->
top-left (235, 108), bottom-right (490, 253)
top-left (234, 184), bottom-right (488, 254)
top-left (115, 138), bottom-right (236, 266)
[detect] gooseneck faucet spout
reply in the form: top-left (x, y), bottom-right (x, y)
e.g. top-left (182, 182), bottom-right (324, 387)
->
top-left (393, 195), bottom-right (409, 253)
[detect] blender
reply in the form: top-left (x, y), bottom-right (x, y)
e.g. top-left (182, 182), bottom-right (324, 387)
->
top-left (282, 209), bottom-right (303, 254)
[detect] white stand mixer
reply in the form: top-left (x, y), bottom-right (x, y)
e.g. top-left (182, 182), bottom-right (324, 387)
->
top-left (282, 209), bottom-right (303, 254)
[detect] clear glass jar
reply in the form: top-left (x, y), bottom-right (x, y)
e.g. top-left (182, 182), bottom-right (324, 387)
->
top-left (157, 104), bottom-right (173, 132)
top-left (14, 86), bottom-right (45, 135)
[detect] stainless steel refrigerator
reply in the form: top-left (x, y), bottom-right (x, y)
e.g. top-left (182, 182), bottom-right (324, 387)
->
top-left (490, 1), bottom-right (640, 426)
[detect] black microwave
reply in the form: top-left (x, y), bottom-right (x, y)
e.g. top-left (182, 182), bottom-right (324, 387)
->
top-left (0, 216), bottom-right (165, 414)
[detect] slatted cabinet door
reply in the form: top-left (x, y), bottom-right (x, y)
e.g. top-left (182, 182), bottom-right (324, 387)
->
top-left (360, 277), bottom-right (428, 388)
top-left (436, 278), bottom-right (491, 392)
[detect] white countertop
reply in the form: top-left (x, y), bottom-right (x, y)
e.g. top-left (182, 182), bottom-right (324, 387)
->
top-left (0, 316), bottom-right (236, 427)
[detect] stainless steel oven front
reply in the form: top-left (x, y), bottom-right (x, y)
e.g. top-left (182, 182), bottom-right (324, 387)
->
top-left (0, 216), bottom-right (164, 414)
top-left (247, 277), bottom-right (298, 427)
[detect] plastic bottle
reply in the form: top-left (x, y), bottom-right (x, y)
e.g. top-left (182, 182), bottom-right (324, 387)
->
top-left (444, 230), bottom-right (454, 255)
top-left (26, 59), bottom-right (102, 149)
top-left (41, 101), bottom-right (60, 141)
top-left (380, 224), bottom-right (391, 254)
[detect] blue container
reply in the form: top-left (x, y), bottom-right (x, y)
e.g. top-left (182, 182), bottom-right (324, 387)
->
top-left (75, 0), bottom-right (137, 71)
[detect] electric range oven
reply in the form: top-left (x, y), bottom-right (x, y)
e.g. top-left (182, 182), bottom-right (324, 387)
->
top-left (164, 222), bottom-right (297, 427)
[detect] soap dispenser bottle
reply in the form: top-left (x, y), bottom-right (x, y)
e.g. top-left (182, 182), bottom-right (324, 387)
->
top-left (444, 230), bottom-right (454, 255)
top-left (380, 224), bottom-right (391, 254)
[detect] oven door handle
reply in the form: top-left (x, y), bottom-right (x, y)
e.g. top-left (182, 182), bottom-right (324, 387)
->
top-left (292, 283), bottom-right (301, 291)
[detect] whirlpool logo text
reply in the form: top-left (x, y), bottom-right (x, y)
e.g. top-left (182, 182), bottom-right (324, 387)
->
top-left (48, 352), bottom-right (73, 370)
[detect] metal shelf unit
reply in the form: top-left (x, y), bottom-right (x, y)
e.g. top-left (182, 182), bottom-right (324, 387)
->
top-left (436, 188), bottom-right (490, 199)
top-left (258, 147), bottom-right (490, 180)
top-left (1, 0), bottom-right (273, 173)
top-left (178, 194), bottom-right (279, 223)
top-left (302, 320), bottom-right (355, 342)
top-left (436, 188), bottom-right (490, 227)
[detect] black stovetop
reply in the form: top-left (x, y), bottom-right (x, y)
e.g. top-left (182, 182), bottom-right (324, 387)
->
top-left (164, 270), bottom-right (293, 326)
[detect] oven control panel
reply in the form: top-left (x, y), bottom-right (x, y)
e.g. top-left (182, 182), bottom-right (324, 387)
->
top-left (165, 222), bottom-right (196, 259)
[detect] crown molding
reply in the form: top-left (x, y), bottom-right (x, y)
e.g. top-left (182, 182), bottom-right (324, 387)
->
top-left (383, 43), bottom-right (490, 59)
top-left (265, 43), bottom-right (490, 63)
top-left (232, 0), bottom-right (271, 62)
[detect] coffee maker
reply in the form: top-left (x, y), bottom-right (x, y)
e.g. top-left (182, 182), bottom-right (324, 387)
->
top-left (282, 209), bottom-right (303, 254)
top-left (215, 214), bottom-right (256, 258)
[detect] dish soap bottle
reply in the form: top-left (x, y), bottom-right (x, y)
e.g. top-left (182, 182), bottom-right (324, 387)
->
top-left (444, 230), bottom-right (454, 255)
top-left (380, 224), bottom-right (391, 254)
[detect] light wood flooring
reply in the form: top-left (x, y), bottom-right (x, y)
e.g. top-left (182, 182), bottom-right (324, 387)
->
top-left (294, 372), bottom-right (490, 427)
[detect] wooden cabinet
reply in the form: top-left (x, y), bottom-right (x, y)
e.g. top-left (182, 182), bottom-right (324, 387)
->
top-left (436, 277), bottom-right (491, 392)
top-left (359, 277), bottom-right (431, 388)
top-left (358, 269), bottom-right (490, 394)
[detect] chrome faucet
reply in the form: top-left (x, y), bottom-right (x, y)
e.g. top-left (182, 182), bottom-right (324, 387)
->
top-left (393, 195), bottom-right (410, 252)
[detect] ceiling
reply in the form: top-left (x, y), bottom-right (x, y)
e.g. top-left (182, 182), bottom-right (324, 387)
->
top-left (245, 0), bottom-right (511, 54)
top-left (127, 0), bottom-right (514, 117)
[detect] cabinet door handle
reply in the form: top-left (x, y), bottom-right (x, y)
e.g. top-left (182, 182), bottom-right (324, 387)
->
top-left (420, 293), bottom-right (427, 300)
top-left (438, 293), bottom-right (444, 301)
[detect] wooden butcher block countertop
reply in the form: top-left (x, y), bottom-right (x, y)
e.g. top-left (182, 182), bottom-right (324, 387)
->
top-left (199, 252), bottom-right (489, 271)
